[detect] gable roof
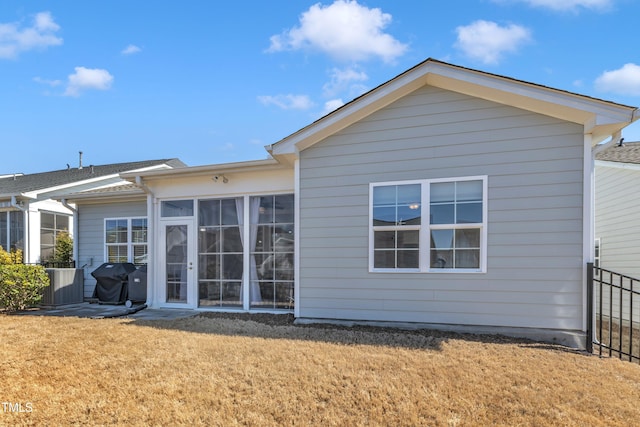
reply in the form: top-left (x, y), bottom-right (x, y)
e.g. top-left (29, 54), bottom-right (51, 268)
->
top-left (269, 58), bottom-right (639, 163)
top-left (595, 141), bottom-right (640, 165)
top-left (0, 159), bottom-right (186, 199)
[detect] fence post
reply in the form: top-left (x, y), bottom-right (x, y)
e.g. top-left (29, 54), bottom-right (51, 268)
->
top-left (586, 262), bottom-right (594, 354)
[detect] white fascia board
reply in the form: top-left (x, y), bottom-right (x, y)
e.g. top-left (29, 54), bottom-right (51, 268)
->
top-left (123, 164), bottom-right (179, 174)
top-left (425, 72), bottom-right (636, 145)
top-left (271, 59), bottom-right (638, 157)
top-left (120, 158), bottom-right (285, 181)
top-left (426, 64), bottom-right (635, 125)
top-left (595, 159), bottom-right (640, 171)
top-left (22, 173), bottom-right (123, 200)
top-left (62, 193), bottom-right (146, 205)
top-left (271, 70), bottom-right (428, 156)
top-left (22, 164), bottom-right (180, 200)
top-left (0, 192), bottom-right (30, 201)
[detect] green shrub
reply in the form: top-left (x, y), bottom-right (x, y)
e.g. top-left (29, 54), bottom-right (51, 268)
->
top-left (52, 231), bottom-right (73, 264)
top-left (0, 246), bottom-right (49, 312)
top-left (0, 264), bottom-right (50, 312)
top-left (0, 246), bottom-right (23, 265)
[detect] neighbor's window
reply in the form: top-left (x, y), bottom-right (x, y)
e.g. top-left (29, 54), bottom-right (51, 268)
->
top-left (105, 218), bottom-right (147, 265)
top-left (370, 176), bottom-right (486, 272)
top-left (40, 212), bottom-right (70, 261)
top-left (0, 211), bottom-right (23, 253)
top-left (594, 238), bottom-right (601, 276)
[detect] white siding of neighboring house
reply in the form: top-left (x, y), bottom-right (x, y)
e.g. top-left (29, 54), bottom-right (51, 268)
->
top-left (595, 162), bottom-right (640, 280)
top-left (594, 162), bottom-right (640, 324)
top-left (77, 200), bottom-right (147, 298)
top-left (298, 85), bottom-right (585, 331)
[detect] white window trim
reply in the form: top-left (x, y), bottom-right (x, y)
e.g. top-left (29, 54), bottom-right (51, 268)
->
top-left (369, 176), bottom-right (488, 274)
top-left (104, 217), bottom-right (148, 264)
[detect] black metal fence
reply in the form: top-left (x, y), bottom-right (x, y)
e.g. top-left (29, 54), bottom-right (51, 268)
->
top-left (587, 262), bottom-right (640, 363)
top-left (23, 261), bottom-right (76, 268)
top-left (39, 261), bottom-right (76, 269)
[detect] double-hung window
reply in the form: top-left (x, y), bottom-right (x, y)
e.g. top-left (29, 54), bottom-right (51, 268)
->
top-left (105, 218), bottom-right (148, 265)
top-left (370, 176), bottom-right (487, 272)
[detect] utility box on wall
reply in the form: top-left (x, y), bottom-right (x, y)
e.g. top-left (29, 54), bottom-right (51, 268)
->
top-left (41, 268), bottom-right (84, 306)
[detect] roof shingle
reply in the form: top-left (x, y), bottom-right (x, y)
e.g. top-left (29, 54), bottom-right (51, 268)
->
top-left (595, 142), bottom-right (640, 164)
top-left (0, 159), bottom-right (185, 195)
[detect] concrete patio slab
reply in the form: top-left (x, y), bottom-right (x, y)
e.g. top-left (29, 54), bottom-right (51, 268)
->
top-left (12, 302), bottom-right (197, 321)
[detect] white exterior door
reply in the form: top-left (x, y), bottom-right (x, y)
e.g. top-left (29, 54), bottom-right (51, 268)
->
top-left (159, 220), bottom-right (195, 307)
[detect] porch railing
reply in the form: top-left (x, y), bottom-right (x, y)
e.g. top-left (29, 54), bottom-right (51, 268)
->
top-left (588, 263), bottom-right (640, 363)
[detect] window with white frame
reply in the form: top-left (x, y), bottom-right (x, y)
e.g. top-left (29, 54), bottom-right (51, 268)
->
top-left (594, 238), bottom-right (601, 276)
top-left (370, 176), bottom-right (487, 272)
top-left (0, 211), bottom-right (24, 254)
top-left (105, 218), bottom-right (148, 265)
top-left (40, 212), bottom-right (70, 261)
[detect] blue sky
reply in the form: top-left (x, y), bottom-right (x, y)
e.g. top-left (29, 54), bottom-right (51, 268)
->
top-left (2, 0), bottom-right (640, 174)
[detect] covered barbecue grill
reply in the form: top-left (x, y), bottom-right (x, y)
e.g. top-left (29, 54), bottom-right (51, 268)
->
top-left (127, 265), bottom-right (147, 304)
top-left (91, 262), bottom-right (136, 304)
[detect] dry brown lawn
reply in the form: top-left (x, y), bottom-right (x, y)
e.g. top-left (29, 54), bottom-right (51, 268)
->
top-left (2, 313), bottom-right (640, 426)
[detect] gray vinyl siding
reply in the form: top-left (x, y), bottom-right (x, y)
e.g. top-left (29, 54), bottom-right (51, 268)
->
top-left (77, 201), bottom-right (146, 298)
top-left (298, 85), bottom-right (585, 330)
top-left (595, 164), bottom-right (640, 280)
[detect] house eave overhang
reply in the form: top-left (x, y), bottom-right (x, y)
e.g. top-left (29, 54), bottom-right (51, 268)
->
top-left (595, 159), bottom-right (640, 171)
top-left (59, 192), bottom-right (147, 205)
top-left (6, 163), bottom-right (181, 201)
top-left (120, 158), bottom-right (286, 182)
top-left (0, 192), bottom-right (32, 202)
top-left (269, 59), bottom-right (638, 157)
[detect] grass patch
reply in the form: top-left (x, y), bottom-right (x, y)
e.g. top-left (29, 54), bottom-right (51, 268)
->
top-left (595, 317), bottom-right (640, 362)
top-left (2, 313), bottom-right (640, 426)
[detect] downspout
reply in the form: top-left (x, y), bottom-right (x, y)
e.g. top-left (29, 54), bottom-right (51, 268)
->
top-left (584, 123), bottom-right (633, 347)
top-left (591, 130), bottom-right (622, 156)
top-left (582, 134), bottom-right (595, 348)
top-left (10, 196), bottom-right (28, 262)
top-left (60, 199), bottom-right (79, 266)
top-left (133, 176), bottom-right (156, 307)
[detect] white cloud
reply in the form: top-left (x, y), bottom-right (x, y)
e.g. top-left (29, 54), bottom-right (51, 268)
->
top-left (495, 0), bottom-right (613, 12)
top-left (64, 67), bottom-right (114, 97)
top-left (595, 63), bottom-right (640, 96)
top-left (0, 11), bottom-right (62, 59)
top-left (121, 44), bottom-right (141, 55)
top-left (323, 66), bottom-right (368, 98)
top-left (454, 20), bottom-right (531, 65)
top-left (257, 94), bottom-right (315, 110)
top-left (33, 76), bottom-right (62, 87)
top-left (322, 99), bottom-right (345, 116)
top-left (267, 0), bottom-right (407, 63)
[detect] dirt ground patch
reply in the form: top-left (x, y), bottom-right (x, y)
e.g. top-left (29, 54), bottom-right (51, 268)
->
top-left (2, 313), bottom-right (640, 426)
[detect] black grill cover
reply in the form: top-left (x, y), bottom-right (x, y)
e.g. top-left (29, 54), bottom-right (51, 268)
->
top-left (127, 265), bottom-right (147, 303)
top-left (91, 263), bottom-right (136, 303)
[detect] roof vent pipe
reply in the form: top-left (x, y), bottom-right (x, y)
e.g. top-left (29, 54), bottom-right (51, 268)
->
top-left (79, 151), bottom-right (83, 169)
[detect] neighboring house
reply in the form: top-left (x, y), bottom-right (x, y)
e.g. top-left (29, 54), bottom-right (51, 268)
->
top-left (595, 141), bottom-right (640, 279)
top-left (47, 160), bottom-right (186, 298)
top-left (72, 58), bottom-right (639, 348)
top-left (0, 159), bottom-right (185, 268)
